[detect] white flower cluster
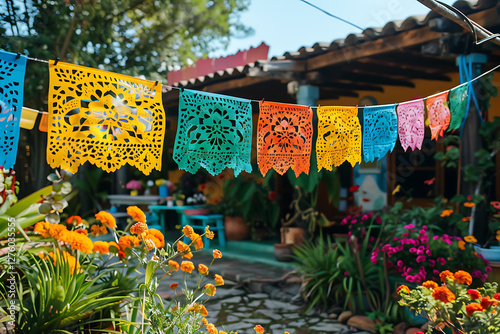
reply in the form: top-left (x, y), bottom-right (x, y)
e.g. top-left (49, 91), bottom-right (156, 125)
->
top-left (186, 193), bottom-right (206, 205)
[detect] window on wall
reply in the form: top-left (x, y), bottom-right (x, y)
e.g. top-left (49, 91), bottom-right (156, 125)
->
top-left (387, 132), bottom-right (445, 207)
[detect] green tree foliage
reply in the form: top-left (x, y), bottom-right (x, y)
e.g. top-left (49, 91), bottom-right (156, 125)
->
top-left (1, 0), bottom-right (252, 107)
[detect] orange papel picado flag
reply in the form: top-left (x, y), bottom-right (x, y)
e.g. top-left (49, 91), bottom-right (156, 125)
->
top-left (316, 106), bottom-right (361, 170)
top-left (47, 61), bottom-right (165, 175)
top-left (426, 91), bottom-right (450, 140)
top-left (257, 101), bottom-right (313, 177)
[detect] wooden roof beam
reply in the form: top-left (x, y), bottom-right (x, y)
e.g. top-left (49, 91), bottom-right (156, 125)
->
top-left (343, 61), bottom-right (452, 81)
top-left (306, 72), bottom-right (384, 92)
top-left (340, 72), bottom-right (415, 87)
top-left (306, 5), bottom-right (500, 71)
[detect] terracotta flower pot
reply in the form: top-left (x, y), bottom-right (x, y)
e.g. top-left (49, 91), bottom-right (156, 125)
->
top-left (184, 208), bottom-right (210, 215)
top-left (280, 227), bottom-right (305, 245)
top-left (223, 216), bottom-right (250, 241)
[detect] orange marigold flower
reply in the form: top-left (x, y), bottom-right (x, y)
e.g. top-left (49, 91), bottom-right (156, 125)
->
top-left (464, 202), bottom-right (476, 208)
top-left (130, 222), bottom-right (148, 235)
top-left (481, 296), bottom-right (498, 309)
top-left (468, 289), bottom-right (482, 300)
top-left (90, 224), bottom-right (108, 236)
top-left (204, 283), bottom-right (216, 296)
top-left (220, 331), bottom-right (227, 334)
top-left (39, 250), bottom-right (81, 274)
top-left (464, 235), bottom-right (477, 243)
top-left (183, 251), bottom-right (193, 259)
top-left (182, 225), bottom-right (195, 239)
top-left (60, 231), bottom-right (93, 253)
top-left (194, 235), bottom-right (204, 250)
top-left (66, 215), bottom-right (82, 225)
top-left (177, 240), bottom-right (190, 253)
top-left (214, 274), bottom-right (224, 286)
top-left (440, 209), bottom-right (453, 217)
top-left (126, 206), bottom-right (146, 222)
top-left (462, 216), bottom-right (471, 222)
top-left (206, 323), bottom-right (218, 334)
top-left (95, 211), bottom-right (116, 229)
top-left (454, 270), bottom-right (472, 285)
top-left (198, 263), bottom-right (209, 275)
top-left (145, 229), bottom-right (165, 248)
top-left (202, 318), bottom-right (208, 326)
top-left (49, 224), bottom-right (68, 240)
top-left (466, 303), bottom-right (484, 316)
top-left (432, 286), bottom-right (456, 303)
top-left (254, 325), bottom-right (265, 334)
top-left (439, 270), bottom-right (454, 283)
top-left (93, 241), bottom-right (110, 254)
top-left (168, 260), bottom-right (179, 271)
top-left (422, 281), bottom-right (438, 290)
top-left (34, 222), bottom-right (51, 238)
top-left (118, 235), bottom-right (141, 252)
top-left (74, 228), bottom-right (88, 235)
top-left (396, 285), bottom-right (411, 295)
top-left (213, 249), bottom-right (222, 259)
top-left (458, 240), bottom-right (466, 250)
top-left (205, 226), bottom-right (215, 240)
top-left (170, 283), bottom-right (179, 289)
top-left (180, 261), bottom-right (195, 273)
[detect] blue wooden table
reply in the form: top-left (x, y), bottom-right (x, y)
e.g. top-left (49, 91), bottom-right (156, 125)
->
top-left (148, 205), bottom-right (202, 233)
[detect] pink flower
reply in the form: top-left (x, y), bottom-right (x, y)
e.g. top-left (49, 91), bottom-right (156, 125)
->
top-left (437, 257), bottom-right (446, 265)
top-left (486, 266), bottom-right (492, 273)
top-left (433, 270), bottom-right (440, 276)
top-left (126, 180), bottom-right (142, 190)
top-left (404, 224), bottom-right (415, 229)
top-left (397, 260), bottom-right (404, 267)
top-left (361, 214), bottom-right (369, 221)
top-left (406, 275), bottom-right (415, 283)
top-left (428, 259), bottom-right (436, 267)
top-left (409, 247), bottom-right (417, 253)
top-left (416, 255), bottom-right (426, 263)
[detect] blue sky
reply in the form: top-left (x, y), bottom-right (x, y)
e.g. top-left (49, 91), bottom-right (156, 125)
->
top-left (211, 0), bottom-right (457, 59)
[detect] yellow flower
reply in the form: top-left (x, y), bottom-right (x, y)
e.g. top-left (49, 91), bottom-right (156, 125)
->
top-left (204, 283), bottom-right (216, 296)
top-left (93, 241), bottom-right (110, 254)
top-left (183, 251), bottom-right (193, 259)
top-left (214, 274), bottom-right (224, 286)
top-left (206, 323), bottom-right (218, 334)
top-left (198, 304), bottom-right (208, 317)
top-left (464, 235), bottom-right (477, 243)
top-left (95, 211), bottom-right (116, 229)
top-left (130, 222), bottom-right (148, 235)
top-left (198, 263), bottom-right (209, 275)
top-left (180, 261), bottom-right (194, 273)
top-left (182, 225), bottom-right (195, 239)
top-left (392, 184), bottom-right (400, 195)
top-left (194, 235), bottom-right (204, 250)
top-left (440, 209), bottom-right (453, 217)
top-left (177, 240), bottom-right (190, 253)
top-left (213, 249), bottom-right (222, 259)
top-left (127, 206), bottom-right (147, 223)
top-left (144, 239), bottom-right (155, 251)
top-left (205, 226), bottom-right (215, 240)
top-left (168, 260), bottom-right (179, 271)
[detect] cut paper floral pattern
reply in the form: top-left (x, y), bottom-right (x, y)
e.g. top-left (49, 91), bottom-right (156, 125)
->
top-left (0, 50), bottom-right (27, 169)
top-left (47, 61), bottom-right (165, 175)
top-left (257, 101), bottom-right (312, 176)
top-left (362, 105), bottom-right (398, 162)
top-left (173, 89), bottom-right (252, 177)
top-left (426, 91), bottom-right (450, 140)
top-left (316, 106), bottom-right (361, 170)
top-left (448, 85), bottom-right (468, 131)
top-left (397, 100), bottom-right (425, 151)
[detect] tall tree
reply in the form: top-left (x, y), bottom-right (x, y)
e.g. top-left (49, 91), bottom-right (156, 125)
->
top-left (0, 0), bottom-right (252, 194)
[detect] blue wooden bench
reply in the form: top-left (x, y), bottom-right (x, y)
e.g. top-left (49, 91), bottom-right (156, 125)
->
top-left (182, 214), bottom-right (226, 249)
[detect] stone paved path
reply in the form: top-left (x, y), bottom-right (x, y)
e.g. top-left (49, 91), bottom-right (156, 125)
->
top-left (155, 249), bottom-right (361, 334)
